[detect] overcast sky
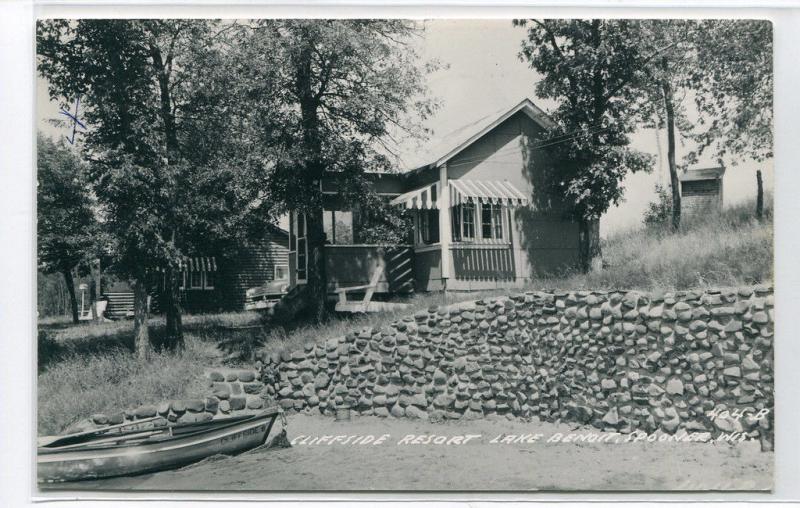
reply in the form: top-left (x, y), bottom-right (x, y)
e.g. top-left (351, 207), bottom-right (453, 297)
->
top-left (37, 18), bottom-right (774, 236)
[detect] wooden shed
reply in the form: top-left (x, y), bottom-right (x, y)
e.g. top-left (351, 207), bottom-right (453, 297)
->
top-left (679, 166), bottom-right (726, 218)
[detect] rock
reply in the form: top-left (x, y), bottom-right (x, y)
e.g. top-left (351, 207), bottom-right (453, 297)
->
top-left (185, 399), bottom-right (206, 413)
top-left (243, 382), bottom-right (264, 394)
top-left (602, 407), bottom-right (620, 426)
top-left (247, 396), bottom-right (264, 410)
top-left (134, 405), bottom-right (157, 419)
top-left (205, 396), bottom-right (220, 414)
top-left (601, 379), bottom-right (617, 391)
top-left (211, 385), bottom-right (231, 400)
top-left (91, 413), bottom-right (108, 425)
top-left (229, 396), bottom-right (247, 411)
top-left (208, 371), bottom-right (225, 382)
top-left (108, 412), bottom-right (124, 425)
top-left (390, 403), bottom-right (405, 418)
top-left (723, 366), bottom-right (742, 378)
top-left (666, 378), bottom-right (684, 396)
top-left (314, 372), bottom-right (330, 390)
top-left (405, 405), bottom-right (427, 419)
top-left (178, 412), bottom-right (213, 424)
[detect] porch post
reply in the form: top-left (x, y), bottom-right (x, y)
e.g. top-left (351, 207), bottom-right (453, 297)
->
top-left (438, 163), bottom-right (452, 288)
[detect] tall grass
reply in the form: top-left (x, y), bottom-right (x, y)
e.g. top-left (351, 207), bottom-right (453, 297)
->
top-left (37, 338), bottom-right (220, 435)
top-left (528, 198), bottom-right (773, 292)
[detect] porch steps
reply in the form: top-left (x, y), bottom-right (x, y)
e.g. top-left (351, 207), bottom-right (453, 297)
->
top-left (104, 292), bottom-right (134, 319)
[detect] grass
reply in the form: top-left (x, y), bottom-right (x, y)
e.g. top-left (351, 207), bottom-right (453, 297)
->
top-left (529, 197), bottom-right (773, 293)
top-left (37, 197), bottom-right (772, 434)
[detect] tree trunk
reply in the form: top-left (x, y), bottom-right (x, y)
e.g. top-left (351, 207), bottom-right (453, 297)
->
top-left (163, 266), bottom-right (184, 351)
top-left (133, 278), bottom-right (151, 360)
top-left (296, 38), bottom-right (327, 323)
top-left (89, 259), bottom-right (100, 321)
top-left (661, 66), bottom-right (681, 231)
top-left (305, 207), bottom-right (328, 323)
top-left (756, 169), bottom-right (764, 221)
top-left (62, 267), bottom-right (79, 324)
top-left (577, 218), bottom-right (601, 273)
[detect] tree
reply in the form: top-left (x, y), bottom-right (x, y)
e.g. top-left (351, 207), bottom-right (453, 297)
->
top-left (515, 19), bottom-right (655, 270)
top-left (241, 20), bottom-right (436, 322)
top-left (632, 20), bottom-right (697, 232)
top-left (686, 20), bottom-right (773, 163)
top-left (37, 20), bottom-right (282, 356)
top-left (632, 20), bottom-right (772, 231)
top-left (37, 134), bottom-right (96, 323)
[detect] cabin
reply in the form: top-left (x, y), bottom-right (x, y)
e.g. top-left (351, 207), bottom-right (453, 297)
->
top-left (679, 166), bottom-right (726, 219)
top-left (95, 225), bottom-right (290, 318)
top-left (287, 98), bottom-right (582, 298)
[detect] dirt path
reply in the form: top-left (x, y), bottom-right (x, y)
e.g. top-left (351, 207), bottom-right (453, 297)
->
top-left (42, 414), bottom-right (773, 492)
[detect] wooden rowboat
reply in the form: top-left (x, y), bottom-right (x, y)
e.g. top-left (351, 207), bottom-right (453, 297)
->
top-left (38, 408), bottom-right (284, 483)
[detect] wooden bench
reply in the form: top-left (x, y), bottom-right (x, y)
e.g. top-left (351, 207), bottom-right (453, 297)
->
top-left (334, 264), bottom-right (410, 314)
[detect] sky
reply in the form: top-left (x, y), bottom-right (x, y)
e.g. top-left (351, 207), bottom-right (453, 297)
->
top-left (37, 19), bottom-right (774, 236)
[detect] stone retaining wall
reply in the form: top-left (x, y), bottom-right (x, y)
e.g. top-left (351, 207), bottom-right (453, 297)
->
top-left (258, 287), bottom-right (774, 436)
top-left (74, 368), bottom-right (271, 433)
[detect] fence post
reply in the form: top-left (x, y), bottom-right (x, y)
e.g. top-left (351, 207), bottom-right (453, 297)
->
top-left (756, 169), bottom-right (764, 221)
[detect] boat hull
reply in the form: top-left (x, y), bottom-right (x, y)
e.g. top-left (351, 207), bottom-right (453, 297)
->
top-left (38, 410), bottom-right (278, 483)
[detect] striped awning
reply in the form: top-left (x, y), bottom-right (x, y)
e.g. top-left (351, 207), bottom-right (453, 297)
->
top-left (179, 256), bottom-right (217, 272)
top-left (390, 179), bottom-right (528, 209)
top-left (389, 182), bottom-right (440, 210)
top-left (449, 179), bottom-right (529, 207)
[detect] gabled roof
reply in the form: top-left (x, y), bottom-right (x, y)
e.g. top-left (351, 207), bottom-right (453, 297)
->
top-left (679, 166), bottom-right (726, 182)
top-left (403, 98), bottom-right (555, 173)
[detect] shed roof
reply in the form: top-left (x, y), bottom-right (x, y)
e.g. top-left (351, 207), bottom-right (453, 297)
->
top-left (679, 166), bottom-right (726, 182)
top-left (402, 98), bottom-right (555, 173)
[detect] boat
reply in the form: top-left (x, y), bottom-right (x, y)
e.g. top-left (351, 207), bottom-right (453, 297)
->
top-left (38, 407), bottom-right (285, 483)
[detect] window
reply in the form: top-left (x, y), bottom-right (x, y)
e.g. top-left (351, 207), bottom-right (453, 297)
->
top-left (275, 265), bottom-right (289, 280)
top-left (296, 212), bottom-right (307, 281)
top-left (451, 203), bottom-right (476, 241)
top-left (418, 209), bottom-right (439, 245)
top-left (178, 271), bottom-right (186, 290)
top-left (323, 210), bottom-right (354, 245)
top-left (480, 202), bottom-right (505, 240)
top-left (203, 271), bottom-right (215, 290)
top-left (190, 270), bottom-right (203, 289)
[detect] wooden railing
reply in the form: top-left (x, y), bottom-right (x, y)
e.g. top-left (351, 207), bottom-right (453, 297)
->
top-left (324, 245), bottom-right (414, 294)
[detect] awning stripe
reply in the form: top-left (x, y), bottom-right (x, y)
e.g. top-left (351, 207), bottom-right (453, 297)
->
top-left (449, 179), bottom-right (529, 207)
top-left (389, 182), bottom-right (440, 210)
top-left (391, 179), bottom-right (529, 209)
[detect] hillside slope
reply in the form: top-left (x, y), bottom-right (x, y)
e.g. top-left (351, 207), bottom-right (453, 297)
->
top-left (535, 198), bottom-right (773, 291)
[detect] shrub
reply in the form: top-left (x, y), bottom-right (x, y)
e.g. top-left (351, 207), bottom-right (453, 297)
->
top-left (643, 183), bottom-right (673, 228)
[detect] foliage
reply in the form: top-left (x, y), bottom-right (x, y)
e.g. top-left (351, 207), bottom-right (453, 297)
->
top-left (686, 20), bottom-right (773, 163)
top-left (36, 134), bottom-right (97, 275)
top-left (237, 20), bottom-right (437, 320)
top-left (642, 183), bottom-right (674, 228)
top-left (355, 193), bottom-right (413, 245)
top-left (37, 20), bottom-right (280, 277)
top-left (514, 19), bottom-right (655, 221)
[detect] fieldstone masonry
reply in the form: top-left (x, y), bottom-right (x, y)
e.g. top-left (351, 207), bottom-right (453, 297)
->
top-left (78, 368), bottom-right (271, 434)
top-left (257, 287), bottom-right (774, 437)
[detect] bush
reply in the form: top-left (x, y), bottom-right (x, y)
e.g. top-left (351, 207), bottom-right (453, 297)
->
top-left (643, 183), bottom-right (673, 227)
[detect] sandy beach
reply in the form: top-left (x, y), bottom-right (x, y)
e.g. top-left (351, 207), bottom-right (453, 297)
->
top-left (41, 413), bottom-right (773, 492)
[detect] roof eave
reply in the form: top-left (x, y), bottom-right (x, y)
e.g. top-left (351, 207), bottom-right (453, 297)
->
top-left (432, 98), bottom-right (555, 169)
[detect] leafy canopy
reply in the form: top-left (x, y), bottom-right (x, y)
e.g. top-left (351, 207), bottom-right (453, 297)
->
top-left (515, 19), bottom-right (655, 220)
